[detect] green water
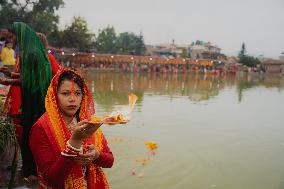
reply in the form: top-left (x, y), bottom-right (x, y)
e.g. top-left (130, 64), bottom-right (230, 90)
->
top-left (86, 72), bottom-right (284, 189)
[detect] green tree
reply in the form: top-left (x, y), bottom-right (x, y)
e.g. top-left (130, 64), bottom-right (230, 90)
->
top-left (238, 43), bottom-right (246, 58)
top-left (116, 32), bottom-right (146, 55)
top-left (95, 26), bottom-right (118, 54)
top-left (0, 0), bottom-right (64, 34)
top-left (133, 33), bottom-right (146, 55)
top-left (238, 43), bottom-right (260, 67)
top-left (0, 2), bottom-right (19, 28)
top-left (195, 40), bottom-right (203, 45)
top-left (117, 32), bottom-right (135, 54)
top-left (48, 28), bottom-right (64, 48)
top-left (239, 55), bottom-right (260, 67)
top-left (60, 16), bottom-right (95, 51)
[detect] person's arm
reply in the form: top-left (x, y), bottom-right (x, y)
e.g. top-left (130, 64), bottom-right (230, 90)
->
top-left (93, 134), bottom-right (114, 168)
top-left (0, 66), bottom-right (12, 77)
top-left (11, 72), bottom-right (20, 78)
top-left (29, 123), bottom-right (77, 188)
top-left (0, 77), bottom-right (21, 85)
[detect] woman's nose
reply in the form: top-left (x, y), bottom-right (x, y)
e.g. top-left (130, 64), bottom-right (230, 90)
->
top-left (69, 93), bottom-right (76, 101)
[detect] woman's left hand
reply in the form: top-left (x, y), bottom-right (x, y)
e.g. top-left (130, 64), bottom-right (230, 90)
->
top-left (69, 120), bottom-right (102, 150)
top-left (70, 120), bottom-right (102, 142)
top-left (75, 144), bottom-right (100, 165)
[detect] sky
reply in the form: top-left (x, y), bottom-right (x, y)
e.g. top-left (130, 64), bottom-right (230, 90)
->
top-left (57, 0), bottom-right (284, 58)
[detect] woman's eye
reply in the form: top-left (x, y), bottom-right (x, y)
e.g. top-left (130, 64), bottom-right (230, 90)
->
top-left (75, 92), bottom-right (82, 96)
top-left (61, 92), bottom-right (70, 96)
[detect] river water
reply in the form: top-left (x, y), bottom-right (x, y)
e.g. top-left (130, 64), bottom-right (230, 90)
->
top-left (86, 72), bottom-right (284, 189)
top-left (1, 72), bottom-right (284, 189)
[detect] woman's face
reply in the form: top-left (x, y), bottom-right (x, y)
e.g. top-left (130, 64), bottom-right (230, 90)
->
top-left (57, 79), bottom-right (83, 118)
top-left (7, 42), bottom-right (13, 48)
top-left (8, 32), bottom-right (16, 44)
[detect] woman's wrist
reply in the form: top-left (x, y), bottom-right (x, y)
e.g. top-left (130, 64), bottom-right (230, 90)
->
top-left (61, 140), bottom-right (82, 157)
top-left (68, 138), bottom-right (83, 150)
top-left (11, 72), bottom-right (20, 78)
top-left (94, 149), bottom-right (100, 160)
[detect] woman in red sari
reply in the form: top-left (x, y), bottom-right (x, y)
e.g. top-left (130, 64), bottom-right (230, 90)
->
top-left (0, 56), bottom-right (22, 141)
top-left (0, 23), bottom-right (62, 179)
top-left (29, 69), bottom-right (114, 189)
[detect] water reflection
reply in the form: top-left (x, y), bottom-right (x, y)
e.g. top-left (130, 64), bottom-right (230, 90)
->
top-left (84, 71), bottom-right (284, 189)
top-left (85, 72), bottom-right (284, 110)
top-left (237, 74), bottom-right (284, 102)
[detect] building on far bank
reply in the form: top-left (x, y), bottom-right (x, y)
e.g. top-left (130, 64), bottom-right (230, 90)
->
top-left (261, 59), bottom-right (284, 73)
top-left (146, 40), bottom-right (226, 61)
top-left (188, 41), bottom-right (224, 60)
top-left (280, 52), bottom-right (284, 61)
top-left (146, 40), bottom-right (187, 58)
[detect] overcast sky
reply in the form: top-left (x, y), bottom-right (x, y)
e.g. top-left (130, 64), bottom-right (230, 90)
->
top-left (57, 0), bottom-right (284, 58)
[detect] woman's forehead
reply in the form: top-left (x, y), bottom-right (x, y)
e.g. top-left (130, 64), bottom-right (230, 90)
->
top-left (58, 80), bottom-right (81, 90)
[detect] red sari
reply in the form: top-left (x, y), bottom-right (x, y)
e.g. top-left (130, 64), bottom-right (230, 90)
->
top-left (4, 54), bottom-right (61, 144)
top-left (3, 57), bottom-right (22, 143)
top-left (30, 69), bottom-right (114, 189)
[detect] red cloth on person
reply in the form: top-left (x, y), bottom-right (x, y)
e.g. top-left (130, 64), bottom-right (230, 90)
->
top-left (30, 113), bottom-right (114, 188)
top-left (4, 54), bottom-right (61, 144)
top-left (48, 53), bottom-right (61, 76)
top-left (29, 69), bottom-right (114, 188)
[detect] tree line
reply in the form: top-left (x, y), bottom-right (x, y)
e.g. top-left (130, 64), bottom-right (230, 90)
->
top-left (1, 0), bottom-right (260, 65)
top-left (0, 0), bottom-right (146, 55)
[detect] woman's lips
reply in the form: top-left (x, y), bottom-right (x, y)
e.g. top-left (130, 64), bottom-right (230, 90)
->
top-left (67, 105), bottom-right (77, 109)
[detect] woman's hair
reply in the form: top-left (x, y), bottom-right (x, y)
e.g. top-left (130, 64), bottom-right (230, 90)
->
top-left (0, 37), bottom-right (6, 41)
top-left (57, 70), bottom-right (85, 96)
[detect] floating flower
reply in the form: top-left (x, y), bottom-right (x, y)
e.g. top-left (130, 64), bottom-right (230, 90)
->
top-left (144, 141), bottom-right (158, 151)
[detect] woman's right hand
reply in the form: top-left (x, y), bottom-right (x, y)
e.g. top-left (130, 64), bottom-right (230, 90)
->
top-left (69, 120), bottom-right (102, 148)
top-left (74, 144), bottom-right (100, 165)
